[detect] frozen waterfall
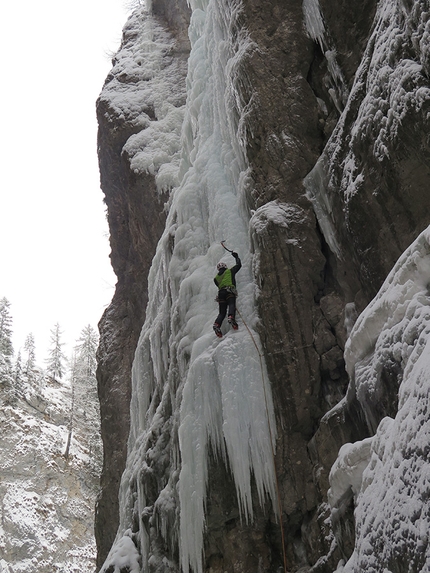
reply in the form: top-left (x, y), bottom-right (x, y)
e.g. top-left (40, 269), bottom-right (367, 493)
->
top-left (101, 1), bottom-right (278, 572)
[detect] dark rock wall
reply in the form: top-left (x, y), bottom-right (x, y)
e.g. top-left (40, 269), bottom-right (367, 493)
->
top-left (234, 0), bottom-right (376, 568)
top-left (95, 116), bottom-right (167, 567)
top-left (306, 0), bottom-right (430, 304)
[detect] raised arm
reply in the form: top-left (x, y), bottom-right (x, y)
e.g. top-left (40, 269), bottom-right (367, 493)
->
top-left (231, 252), bottom-right (241, 273)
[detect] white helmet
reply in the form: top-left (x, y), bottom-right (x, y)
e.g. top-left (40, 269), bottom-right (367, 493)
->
top-left (217, 261), bottom-right (227, 271)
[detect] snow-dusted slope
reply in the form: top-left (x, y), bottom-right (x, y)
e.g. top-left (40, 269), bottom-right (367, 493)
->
top-left (0, 377), bottom-right (101, 572)
top-left (329, 227), bottom-right (430, 571)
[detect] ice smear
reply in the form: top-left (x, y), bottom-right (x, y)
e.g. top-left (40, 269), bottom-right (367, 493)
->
top-left (328, 438), bottom-right (373, 510)
top-left (302, 0), bottom-right (348, 110)
top-left (102, 2), bottom-right (278, 573)
top-left (330, 225), bottom-right (430, 571)
top-left (303, 154), bottom-right (342, 259)
top-left (345, 226), bottom-right (430, 430)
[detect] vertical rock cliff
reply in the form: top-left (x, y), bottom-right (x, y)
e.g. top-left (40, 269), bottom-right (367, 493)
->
top-left (95, 4), bottom-right (191, 566)
top-left (96, 0), bottom-right (430, 571)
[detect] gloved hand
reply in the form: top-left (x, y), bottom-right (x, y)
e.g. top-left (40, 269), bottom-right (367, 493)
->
top-left (232, 251), bottom-right (238, 258)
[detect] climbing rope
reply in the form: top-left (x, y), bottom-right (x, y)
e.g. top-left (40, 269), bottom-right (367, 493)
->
top-left (236, 308), bottom-right (289, 573)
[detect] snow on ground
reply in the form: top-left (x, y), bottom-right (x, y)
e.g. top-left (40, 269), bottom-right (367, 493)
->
top-left (329, 226), bottom-right (430, 572)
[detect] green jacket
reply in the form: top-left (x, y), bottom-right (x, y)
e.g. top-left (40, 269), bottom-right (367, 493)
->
top-left (214, 255), bottom-right (242, 290)
top-left (215, 268), bottom-right (234, 289)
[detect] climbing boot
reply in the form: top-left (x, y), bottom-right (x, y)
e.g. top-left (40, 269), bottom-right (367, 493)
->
top-left (228, 316), bottom-right (238, 330)
top-left (213, 323), bottom-right (223, 338)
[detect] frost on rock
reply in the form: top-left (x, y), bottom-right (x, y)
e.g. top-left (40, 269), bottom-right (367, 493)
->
top-left (304, 0), bottom-right (430, 259)
top-left (329, 226), bottom-right (430, 572)
top-left (101, 1), bottom-right (278, 573)
top-left (250, 200), bottom-right (305, 248)
top-left (98, 6), bottom-right (188, 194)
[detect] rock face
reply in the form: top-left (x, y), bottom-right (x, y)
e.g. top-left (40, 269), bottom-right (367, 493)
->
top-left (95, 5), bottom-right (191, 568)
top-left (96, 0), bottom-right (430, 571)
top-left (327, 228), bottom-right (430, 572)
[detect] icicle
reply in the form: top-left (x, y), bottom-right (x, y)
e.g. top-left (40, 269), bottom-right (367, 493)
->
top-left (302, 0), bottom-right (325, 50)
top-left (302, 0), bottom-right (349, 110)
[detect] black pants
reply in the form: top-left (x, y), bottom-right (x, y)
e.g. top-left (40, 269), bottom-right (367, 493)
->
top-left (215, 289), bottom-right (236, 326)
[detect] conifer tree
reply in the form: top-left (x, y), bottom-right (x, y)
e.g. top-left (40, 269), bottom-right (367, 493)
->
top-left (14, 350), bottom-right (23, 392)
top-left (75, 324), bottom-right (98, 379)
top-left (46, 323), bottom-right (66, 381)
top-left (0, 297), bottom-right (14, 362)
top-left (0, 297), bottom-right (14, 387)
top-left (24, 332), bottom-right (36, 380)
top-left (70, 325), bottom-right (102, 469)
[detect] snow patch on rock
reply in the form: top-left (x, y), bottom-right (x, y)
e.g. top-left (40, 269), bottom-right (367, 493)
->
top-left (98, 7), bottom-right (188, 194)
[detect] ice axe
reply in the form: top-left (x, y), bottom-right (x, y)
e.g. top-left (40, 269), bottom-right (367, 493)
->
top-left (221, 240), bottom-right (234, 253)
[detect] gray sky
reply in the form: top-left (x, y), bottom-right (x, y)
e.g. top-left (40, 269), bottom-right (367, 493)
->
top-left (0, 1), bottom-right (130, 360)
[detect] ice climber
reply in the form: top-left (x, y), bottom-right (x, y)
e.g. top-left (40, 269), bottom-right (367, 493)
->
top-left (213, 251), bottom-right (241, 337)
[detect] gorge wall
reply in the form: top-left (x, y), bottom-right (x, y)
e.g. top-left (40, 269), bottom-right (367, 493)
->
top-left (95, 4), bottom-right (191, 564)
top-left (95, 0), bottom-right (430, 571)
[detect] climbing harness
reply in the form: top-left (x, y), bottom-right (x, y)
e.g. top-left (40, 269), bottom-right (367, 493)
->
top-left (214, 286), bottom-right (237, 303)
top-left (236, 307), bottom-right (289, 573)
top-left (225, 286), bottom-right (237, 296)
